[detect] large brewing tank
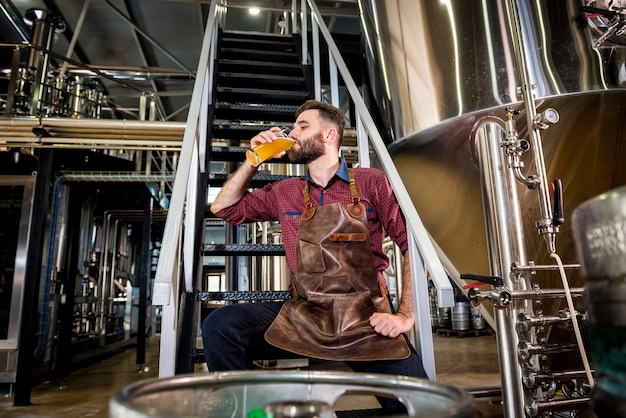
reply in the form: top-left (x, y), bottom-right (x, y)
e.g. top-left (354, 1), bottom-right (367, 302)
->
top-left (360, 0), bottom-right (626, 284)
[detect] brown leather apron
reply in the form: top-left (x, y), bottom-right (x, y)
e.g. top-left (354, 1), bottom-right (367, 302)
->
top-left (264, 169), bottom-right (410, 361)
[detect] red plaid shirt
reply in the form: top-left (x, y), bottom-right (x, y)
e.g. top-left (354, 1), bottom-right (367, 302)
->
top-left (213, 158), bottom-right (408, 283)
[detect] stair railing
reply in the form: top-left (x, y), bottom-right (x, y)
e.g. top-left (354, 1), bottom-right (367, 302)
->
top-left (152, 0), bottom-right (222, 378)
top-left (301, 0), bottom-right (454, 379)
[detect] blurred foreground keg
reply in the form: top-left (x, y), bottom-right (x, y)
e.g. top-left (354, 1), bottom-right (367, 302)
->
top-left (110, 371), bottom-right (475, 418)
top-left (572, 185), bottom-right (626, 417)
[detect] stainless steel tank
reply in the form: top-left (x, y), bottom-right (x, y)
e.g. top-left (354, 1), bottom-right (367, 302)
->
top-left (359, 0), bottom-right (626, 416)
top-left (361, 0), bottom-right (626, 279)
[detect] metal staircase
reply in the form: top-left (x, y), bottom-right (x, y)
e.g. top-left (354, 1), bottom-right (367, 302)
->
top-left (175, 29), bottom-right (315, 372)
top-left (154, 0), bottom-right (453, 379)
top-left (212, 31), bottom-right (311, 140)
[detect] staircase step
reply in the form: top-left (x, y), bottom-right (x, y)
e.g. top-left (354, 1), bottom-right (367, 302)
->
top-left (201, 243), bottom-right (285, 256)
top-left (192, 348), bottom-right (205, 364)
top-left (220, 34), bottom-right (296, 53)
top-left (217, 71), bottom-right (305, 89)
top-left (219, 47), bottom-right (298, 62)
top-left (216, 87), bottom-right (309, 106)
top-left (214, 102), bottom-right (299, 122)
top-left (197, 291), bottom-right (291, 302)
top-left (209, 145), bottom-right (247, 161)
top-left (216, 86), bottom-right (308, 98)
top-left (212, 122), bottom-right (290, 141)
top-left (209, 145), bottom-right (294, 164)
top-left (218, 59), bottom-right (301, 76)
top-left (220, 45), bottom-right (299, 58)
top-left (209, 172), bottom-right (296, 188)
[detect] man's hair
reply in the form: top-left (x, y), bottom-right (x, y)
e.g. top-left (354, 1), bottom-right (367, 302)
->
top-left (296, 100), bottom-right (346, 146)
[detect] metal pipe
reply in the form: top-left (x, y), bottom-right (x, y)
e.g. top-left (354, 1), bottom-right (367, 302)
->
top-left (525, 369), bottom-right (594, 389)
top-left (474, 120), bottom-right (529, 417)
top-left (0, 116), bottom-right (183, 131)
top-left (107, 219), bottom-right (122, 337)
top-left (24, 9), bottom-right (64, 116)
top-left (528, 397), bottom-right (591, 416)
top-left (0, 117), bottom-right (184, 150)
top-left (4, 47), bottom-right (20, 116)
top-left (2, 65), bottom-right (196, 81)
top-left (6, 144), bottom-right (174, 152)
top-left (0, 137), bottom-right (182, 151)
top-left (0, 42), bottom-right (147, 93)
top-left (301, 0), bottom-right (308, 65)
top-left (517, 313), bottom-right (573, 332)
top-left (471, 286), bottom-right (585, 307)
top-left (99, 211), bottom-right (113, 342)
top-left (312, 15), bottom-right (321, 100)
top-left (519, 341), bottom-right (580, 361)
top-left (513, 262), bottom-right (580, 272)
top-left (505, 0), bottom-right (557, 254)
top-left (509, 287), bottom-right (584, 300)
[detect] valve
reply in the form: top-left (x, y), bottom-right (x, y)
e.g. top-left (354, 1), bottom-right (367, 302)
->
top-left (551, 179), bottom-right (564, 226)
top-left (462, 273), bottom-right (510, 307)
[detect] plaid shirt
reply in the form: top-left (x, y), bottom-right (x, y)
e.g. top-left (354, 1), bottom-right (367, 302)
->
top-left (213, 158), bottom-right (408, 283)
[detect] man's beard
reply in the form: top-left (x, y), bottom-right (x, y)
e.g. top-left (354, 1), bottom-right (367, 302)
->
top-left (288, 132), bottom-right (325, 164)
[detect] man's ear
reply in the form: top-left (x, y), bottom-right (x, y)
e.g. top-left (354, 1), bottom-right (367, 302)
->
top-left (325, 128), bottom-right (336, 143)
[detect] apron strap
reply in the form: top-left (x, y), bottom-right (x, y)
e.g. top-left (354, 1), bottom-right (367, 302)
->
top-left (347, 168), bottom-right (365, 218)
top-left (302, 168), bottom-right (364, 220)
top-left (301, 181), bottom-right (315, 221)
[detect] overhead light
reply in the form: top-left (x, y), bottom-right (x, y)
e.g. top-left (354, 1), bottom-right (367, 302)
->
top-left (249, 7), bottom-right (260, 15)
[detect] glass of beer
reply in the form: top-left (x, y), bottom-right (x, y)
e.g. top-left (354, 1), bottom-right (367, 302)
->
top-left (246, 128), bottom-right (295, 167)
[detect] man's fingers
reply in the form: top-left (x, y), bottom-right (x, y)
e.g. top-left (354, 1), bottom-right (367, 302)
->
top-left (370, 312), bottom-right (409, 338)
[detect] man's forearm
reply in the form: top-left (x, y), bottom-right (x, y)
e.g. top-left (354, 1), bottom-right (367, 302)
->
top-left (210, 161), bottom-right (258, 213)
top-left (396, 252), bottom-right (415, 324)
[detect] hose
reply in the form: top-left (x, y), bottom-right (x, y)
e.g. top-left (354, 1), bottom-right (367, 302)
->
top-left (551, 252), bottom-right (594, 388)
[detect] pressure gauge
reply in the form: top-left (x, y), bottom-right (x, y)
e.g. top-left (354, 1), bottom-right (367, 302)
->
top-left (543, 108), bottom-right (559, 124)
top-left (534, 108), bottom-right (560, 129)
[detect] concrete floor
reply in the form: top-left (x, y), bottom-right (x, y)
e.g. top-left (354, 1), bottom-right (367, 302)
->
top-left (0, 332), bottom-right (503, 417)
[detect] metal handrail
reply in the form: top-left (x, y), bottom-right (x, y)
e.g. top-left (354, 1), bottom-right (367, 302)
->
top-left (152, 0), bottom-right (221, 377)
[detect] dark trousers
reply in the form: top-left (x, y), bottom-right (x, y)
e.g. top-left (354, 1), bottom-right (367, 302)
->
top-left (201, 301), bottom-right (429, 378)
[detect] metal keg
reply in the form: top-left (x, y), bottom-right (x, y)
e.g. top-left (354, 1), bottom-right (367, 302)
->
top-left (470, 305), bottom-right (487, 330)
top-left (109, 370), bottom-right (475, 418)
top-left (451, 302), bottom-right (471, 331)
top-left (572, 185), bottom-right (626, 417)
top-left (429, 287), bottom-right (439, 329)
top-left (437, 307), bottom-right (451, 329)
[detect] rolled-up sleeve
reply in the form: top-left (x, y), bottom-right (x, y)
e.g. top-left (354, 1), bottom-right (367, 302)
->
top-left (212, 182), bottom-right (281, 224)
top-left (374, 171), bottom-right (409, 253)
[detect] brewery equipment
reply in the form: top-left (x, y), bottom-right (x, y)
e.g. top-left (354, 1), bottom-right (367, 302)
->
top-left (359, 0), bottom-right (626, 416)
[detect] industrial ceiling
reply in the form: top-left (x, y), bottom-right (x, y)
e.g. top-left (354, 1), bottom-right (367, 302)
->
top-left (0, 0), bottom-right (359, 122)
